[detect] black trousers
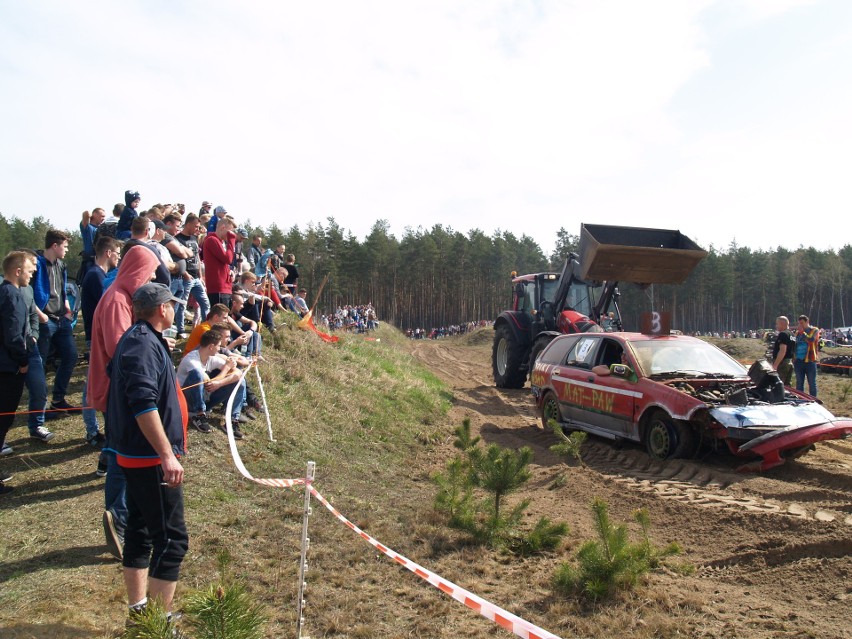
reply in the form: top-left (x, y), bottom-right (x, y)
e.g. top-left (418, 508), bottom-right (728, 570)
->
top-left (0, 371), bottom-right (26, 446)
top-left (122, 465), bottom-right (189, 581)
top-left (208, 293), bottom-right (232, 309)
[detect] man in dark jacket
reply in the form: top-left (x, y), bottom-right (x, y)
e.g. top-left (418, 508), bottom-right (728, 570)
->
top-left (108, 283), bottom-right (188, 619)
top-left (116, 190), bottom-right (141, 240)
top-left (0, 251), bottom-right (37, 495)
top-left (34, 229), bottom-right (79, 418)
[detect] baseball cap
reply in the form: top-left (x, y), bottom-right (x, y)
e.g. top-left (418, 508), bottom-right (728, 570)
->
top-left (132, 283), bottom-right (182, 309)
top-left (151, 218), bottom-right (167, 230)
top-left (214, 205), bottom-right (227, 215)
top-left (202, 200), bottom-right (212, 207)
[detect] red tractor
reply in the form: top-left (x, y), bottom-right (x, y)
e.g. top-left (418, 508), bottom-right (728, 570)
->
top-left (492, 224), bottom-right (706, 388)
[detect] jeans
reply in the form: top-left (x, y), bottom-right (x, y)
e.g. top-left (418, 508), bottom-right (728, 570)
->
top-left (170, 277), bottom-right (188, 334)
top-left (25, 343), bottom-right (48, 434)
top-left (37, 316), bottom-right (78, 403)
top-left (793, 359), bottom-right (817, 397)
top-left (103, 413), bottom-right (128, 530)
top-left (182, 369), bottom-right (245, 417)
top-left (82, 340), bottom-right (99, 438)
top-left (184, 276), bottom-right (209, 324)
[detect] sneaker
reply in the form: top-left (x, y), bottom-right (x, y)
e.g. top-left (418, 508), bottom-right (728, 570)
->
top-left (1, 471), bottom-right (12, 482)
top-left (249, 398), bottom-right (263, 411)
top-left (30, 427), bottom-right (56, 443)
top-left (0, 483), bottom-right (14, 497)
top-left (103, 509), bottom-right (124, 561)
top-left (50, 399), bottom-right (80, 413)
top-left (95, 452), bottom-right (108, 477)
top-left (0, 444), bottom-right (12, 457)
top-left (190, 413), bottom-right (212, 433)
top-left (234, 414), bottom-right (250, 425)
top-left (243, 408), bottom-right (257, 421)
top-left (86, 432), bottom-right (106, 449)
top-left (217, 423), bottom-right (243, 440)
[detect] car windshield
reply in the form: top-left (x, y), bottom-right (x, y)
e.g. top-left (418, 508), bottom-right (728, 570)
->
top-left (629, 339), bottom-right (748, 378)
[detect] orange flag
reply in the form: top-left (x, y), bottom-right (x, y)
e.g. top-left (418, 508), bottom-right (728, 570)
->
top-left (297, 311), bottom-right (339, 343)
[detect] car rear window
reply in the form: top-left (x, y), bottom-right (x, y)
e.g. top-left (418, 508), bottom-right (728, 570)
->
top-left (541, 336), bottom-right (578, 364)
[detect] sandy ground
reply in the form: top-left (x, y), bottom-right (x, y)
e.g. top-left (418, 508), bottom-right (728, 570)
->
top-left (408, 334), bottom-right (852, 639)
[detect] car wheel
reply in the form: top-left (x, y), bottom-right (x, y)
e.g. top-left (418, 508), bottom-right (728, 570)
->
top-left (540, 391), bottom-right (562, 430)
top-left (492, 324), bottom-right (527, 389)
top-left (645, 413), bottom-right (678, 460)
top-left (671, 420), bottom-right (698, 459)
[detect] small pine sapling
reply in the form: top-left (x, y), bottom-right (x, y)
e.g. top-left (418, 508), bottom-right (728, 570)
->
top-left (548, 419), bottom-right (588, 466)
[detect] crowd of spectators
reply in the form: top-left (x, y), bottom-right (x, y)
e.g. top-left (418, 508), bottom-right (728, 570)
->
top-left (0, 189), bottom-right (351, 622)
top-left (320, 304), bottom-right (378, 333)
top-left (406, 320), bottom-right (490, 339)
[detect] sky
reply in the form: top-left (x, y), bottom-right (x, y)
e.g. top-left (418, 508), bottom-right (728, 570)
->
top-left (1, 0), bottom-right (850, 256)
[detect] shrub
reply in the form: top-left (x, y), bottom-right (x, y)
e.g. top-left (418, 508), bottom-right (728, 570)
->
top-left (433, 418), bottom-right (568, 553)
top-left (548, 419), bottom-right (587, 465)
top-left (553, 499), bottom-right (682, 602)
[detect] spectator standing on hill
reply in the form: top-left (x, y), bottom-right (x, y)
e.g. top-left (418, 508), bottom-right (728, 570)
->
top-left (270, 244), bottom-right (286, 272)
top-left (108, 283), bottom-right (188, 623)
top-left (34, 229), bottom-right (79, 416)
top-left (793, 314), bottom-right (820, 397)
top-left (121, 216), bottom-right (171, 286)
top-left (0, 251), bottom-right (37, 495)
top-left (771, 315), bottom-right (794, 386)
top-left (206, 205), bottom-right (227, 233)
top-left (78, 207), bottom-right (105, 283)
top-left (80, 236), bottom-right (122, 448)
top-left (89, 245), bottom-right (160, 560)
top-left (202, 217), bottom-right (236, 308)
top-left (116, 190), bottom-right (141, 240)
top-left (19, 254), bottom-right (54, 446)
top-left (175, 214), bottom-right (208, 336)
top-left (293, 288), bottom-right (309, 317)
top-left (283, 254), bottom-right (299, 294)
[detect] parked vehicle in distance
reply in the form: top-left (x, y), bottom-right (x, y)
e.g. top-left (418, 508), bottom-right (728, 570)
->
top-left (530, 332), bottom-right (852, 471)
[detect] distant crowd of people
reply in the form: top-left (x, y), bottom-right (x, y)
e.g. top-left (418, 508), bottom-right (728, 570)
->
top-left (320, 304), bottom-right (378, 333)
top-left (406, 320), bottom-right (491, 339)
top-left (0, 190), bottom-right (357, 625)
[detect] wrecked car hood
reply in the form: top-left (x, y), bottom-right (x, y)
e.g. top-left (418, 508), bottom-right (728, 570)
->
top-left (710, 402), bottom-right (836, 429)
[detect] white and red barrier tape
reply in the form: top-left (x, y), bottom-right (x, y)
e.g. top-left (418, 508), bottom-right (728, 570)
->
top-left (223, 365), bottom-right (564, 639)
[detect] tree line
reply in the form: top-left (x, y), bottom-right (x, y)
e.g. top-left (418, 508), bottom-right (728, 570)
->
top-left (1, 213), bottom-right (849, 333)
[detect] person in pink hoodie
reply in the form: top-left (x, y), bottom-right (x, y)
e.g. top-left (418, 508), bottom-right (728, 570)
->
top-left (88, 245), bottom-right (159, 560)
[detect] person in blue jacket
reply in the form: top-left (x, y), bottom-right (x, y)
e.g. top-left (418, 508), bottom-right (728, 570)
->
top-left (0, 251), bottom-right (38, 495)
top-left (107, 283), bottom-right (188, 622)
top-left (116, 190), bottom-right (141, 240)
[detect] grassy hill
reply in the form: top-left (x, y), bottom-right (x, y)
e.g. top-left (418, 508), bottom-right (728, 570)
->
top-left (0, 320), bottom-right (453, 638)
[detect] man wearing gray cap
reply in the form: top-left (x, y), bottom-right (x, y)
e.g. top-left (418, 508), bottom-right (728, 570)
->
top-left (107, 283), bottom-right (188, 622)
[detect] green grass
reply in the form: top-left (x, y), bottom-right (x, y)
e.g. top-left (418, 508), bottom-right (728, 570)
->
top-left (0, 318), bottom-right (452, 637)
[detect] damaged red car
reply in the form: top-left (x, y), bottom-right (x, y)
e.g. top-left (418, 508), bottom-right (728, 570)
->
top-left (530, 332), bottom-right (852, 471)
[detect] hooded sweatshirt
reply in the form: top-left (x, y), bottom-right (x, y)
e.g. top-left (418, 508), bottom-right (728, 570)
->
top-left (88, 246), bottom-right (159, 413)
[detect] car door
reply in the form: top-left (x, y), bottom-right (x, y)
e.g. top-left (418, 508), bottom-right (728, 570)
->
top-left (587, 338), bottom-right (639, 435)
top-left (552, 335), bottom-right (601, 425)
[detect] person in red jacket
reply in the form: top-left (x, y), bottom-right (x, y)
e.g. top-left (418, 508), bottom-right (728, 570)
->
top-left (202, 217), bottom-right (236, 308)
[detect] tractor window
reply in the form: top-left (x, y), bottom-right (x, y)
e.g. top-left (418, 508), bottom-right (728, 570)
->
top-left (540, 336), bottom-right (577, 364)
top-left (516, 282), bottom-right (535, 313)
top-left (564, 284), bottom-right (601, 318)
top-left (539, 278), bottom-right (559, 307)
top-left (564, 336), bottom-right (599, 369)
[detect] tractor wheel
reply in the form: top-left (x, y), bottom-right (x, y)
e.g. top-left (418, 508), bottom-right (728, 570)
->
top-left (644, 413), bottom-right (678, 460)
top-left (540, 391), bottom-right (562, 430)
top-left (529, 335), bottom-right (554, 370)
top-left (492, 324), bottom-right (527, 389)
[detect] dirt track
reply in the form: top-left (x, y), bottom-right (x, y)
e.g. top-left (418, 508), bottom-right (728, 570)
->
top-left (409, 334), bottom-right (852, 639)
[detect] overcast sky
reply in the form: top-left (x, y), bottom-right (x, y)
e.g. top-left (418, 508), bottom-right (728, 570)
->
top-left (1, 0), bottom-right (849, 255)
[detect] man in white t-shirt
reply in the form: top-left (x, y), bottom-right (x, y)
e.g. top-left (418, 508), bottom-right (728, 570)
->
top-left (177, 329), bottom-right (248, 438)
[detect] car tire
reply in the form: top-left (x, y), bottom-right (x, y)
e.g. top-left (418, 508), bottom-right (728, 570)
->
top-left (644, 413), bottom-right (678, 460)
top-left (540, 391), bottom-right (562, 430)
top-left (671, 419), bottom-right (698, 459)
top-left (492, 324), bottom-right (527, 389)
